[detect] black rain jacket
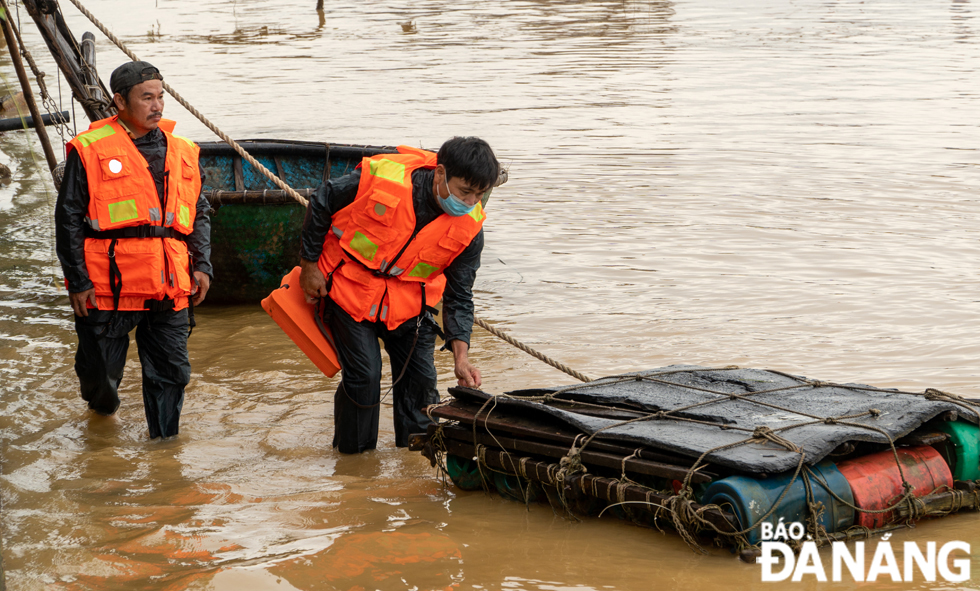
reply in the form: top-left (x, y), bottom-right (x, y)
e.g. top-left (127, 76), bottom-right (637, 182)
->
top-left (55, 127), bottom-right (213, 293)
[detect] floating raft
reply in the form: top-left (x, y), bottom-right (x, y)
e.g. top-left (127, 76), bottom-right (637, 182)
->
top-left (412, 365), bottom-right (980, 554)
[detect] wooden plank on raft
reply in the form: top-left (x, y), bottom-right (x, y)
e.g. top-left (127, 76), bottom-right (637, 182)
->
top-left (429, 400), bottom-right (716, 474)
top-left (439, 423), bottom-right (713, 483)
top-left (894, 487), bottom-right (980, 520)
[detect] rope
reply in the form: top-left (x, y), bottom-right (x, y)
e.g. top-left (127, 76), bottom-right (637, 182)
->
top-left (64, 0), bottom-right (309, 208)
top-left (473, 316), bottom-right (592, 382)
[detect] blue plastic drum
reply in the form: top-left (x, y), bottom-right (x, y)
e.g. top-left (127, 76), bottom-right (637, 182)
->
top-left (700, 460), bottom-right (855, 545)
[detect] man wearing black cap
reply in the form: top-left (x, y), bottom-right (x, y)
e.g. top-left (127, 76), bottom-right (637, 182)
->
top-left (55, 61), bottom-right (213, 439)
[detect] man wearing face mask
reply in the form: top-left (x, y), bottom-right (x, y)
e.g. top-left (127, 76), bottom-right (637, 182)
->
top-left (299, 137), bottom-right (499, 454)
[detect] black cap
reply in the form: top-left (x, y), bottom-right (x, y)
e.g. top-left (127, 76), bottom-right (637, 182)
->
top-left (109, 61), bottom-right (163, 96)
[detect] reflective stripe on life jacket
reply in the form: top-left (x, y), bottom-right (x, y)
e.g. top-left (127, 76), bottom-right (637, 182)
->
top-left (67, 116), bottom-right (202, 311)
top-left (317, 146), bottom-right (484, 330)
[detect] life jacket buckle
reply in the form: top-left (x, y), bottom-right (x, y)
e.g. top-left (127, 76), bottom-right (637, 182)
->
top-left (143, 298), bottom-right (176, 313)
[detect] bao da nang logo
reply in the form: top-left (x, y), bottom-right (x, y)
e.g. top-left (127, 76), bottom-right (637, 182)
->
top-left (756, 521), bottom-right (971, 582)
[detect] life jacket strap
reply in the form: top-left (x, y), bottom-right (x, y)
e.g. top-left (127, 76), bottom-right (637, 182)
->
top-left (419, 283), bottom-right (445, 339)
top-left (325, 259), bottom-right (346, 294)
top-left (96, 238), bottom-right (123, 340)
top-left (143, 298), bottom-right (176, 312)
top-left (186, 255), bottom-right (196, 336)
top-left (84, 225), bottom-right (188, 240)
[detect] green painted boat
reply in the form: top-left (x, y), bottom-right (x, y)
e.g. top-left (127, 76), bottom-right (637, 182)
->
top-left (198, 140), bottom-right (396, 304)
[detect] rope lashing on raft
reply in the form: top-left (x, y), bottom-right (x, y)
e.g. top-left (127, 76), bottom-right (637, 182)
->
top-left (432, 367), bottom-right (980, 554)
top-left (66, 0), bottom-right (595, 383)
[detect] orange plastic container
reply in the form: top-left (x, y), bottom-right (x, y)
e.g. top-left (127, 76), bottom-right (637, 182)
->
top-left (261, 266), bottom-right (341, 377)
top-left (836, 445), bottom-right (952, 528)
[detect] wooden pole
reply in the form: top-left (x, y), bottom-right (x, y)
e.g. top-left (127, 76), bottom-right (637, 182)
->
top-left (20, 0), bottom-right (112, 123)
top-left (0, 1), bottom-right (59, 171)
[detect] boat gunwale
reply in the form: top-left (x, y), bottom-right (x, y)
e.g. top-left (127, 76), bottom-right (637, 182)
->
top-left (197, 139), bottom-right (400, 161)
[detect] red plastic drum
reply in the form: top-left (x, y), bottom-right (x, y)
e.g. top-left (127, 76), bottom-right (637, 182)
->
top-left (836, 445), bottom-right (952, 529)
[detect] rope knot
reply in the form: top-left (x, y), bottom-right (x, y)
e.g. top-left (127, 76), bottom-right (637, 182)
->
top-left (925, 388), bottom-right (964, 401)
top-left (751, 426), bottom-right (801, 453)
top-left (558, 436), bottom-right (587, 479)
top-left (666, 493), bottom-right (709, 554)
top-left (868, 408), bottom-right (882, 417)
top-left (823, 417), bottom-right (837, 425)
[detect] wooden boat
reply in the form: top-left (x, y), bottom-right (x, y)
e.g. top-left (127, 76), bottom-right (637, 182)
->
top-left (197, 140), bottom-right (396, 303)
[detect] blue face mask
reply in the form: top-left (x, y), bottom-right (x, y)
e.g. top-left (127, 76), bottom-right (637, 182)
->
top-left (438, 177), bottom-right (477, 217)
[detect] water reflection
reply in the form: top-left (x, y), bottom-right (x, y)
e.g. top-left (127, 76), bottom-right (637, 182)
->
top-left (267, 531), bottom-right (464, 590)
top-left (514, 0), bottom-right (676, 38)
top-left (952, 0), bottom-right (972, 42)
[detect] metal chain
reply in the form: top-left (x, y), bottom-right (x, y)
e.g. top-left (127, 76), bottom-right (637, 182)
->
top-left (7, 1), bottom-right (71, 145)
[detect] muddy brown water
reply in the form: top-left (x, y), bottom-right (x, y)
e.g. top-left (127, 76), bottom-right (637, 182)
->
top-left (2, 0), bottom-right (980, 589)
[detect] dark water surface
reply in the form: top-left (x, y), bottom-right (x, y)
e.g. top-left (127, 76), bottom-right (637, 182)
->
top-left (2, 0), bottom-right (980, 589)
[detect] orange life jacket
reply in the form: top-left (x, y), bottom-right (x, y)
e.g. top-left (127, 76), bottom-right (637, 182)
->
top-left (317, 146), bottom-right (486, 330)
top-left (67, 116), bottom-right (202, 311)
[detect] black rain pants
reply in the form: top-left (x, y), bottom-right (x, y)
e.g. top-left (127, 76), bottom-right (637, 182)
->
top-left (325, 297), bottom-right (440, 454)
top-left (73, 308), bottom-right (191, 439)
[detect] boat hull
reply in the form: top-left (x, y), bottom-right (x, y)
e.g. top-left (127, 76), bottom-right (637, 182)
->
top-left (198, 140), bottom-right (395, 303)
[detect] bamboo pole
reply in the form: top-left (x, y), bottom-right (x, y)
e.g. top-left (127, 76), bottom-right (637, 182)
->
top-left (0, 0), bottom-right (59, 171)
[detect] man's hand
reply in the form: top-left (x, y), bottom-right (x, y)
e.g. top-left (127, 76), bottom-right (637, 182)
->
top-left (69, 288), bottom-right (97, 317)
top-left (451, 339), bottom-right (482, 388)
top-left (191, 272), bottom-right (211, 306)
top-left (300, 258), bottom-right (327, 304)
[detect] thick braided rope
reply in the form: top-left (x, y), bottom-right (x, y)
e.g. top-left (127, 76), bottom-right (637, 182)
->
top-left (473, 316), bottom-right (592, 383)
top-left (65, 0), bottom-right (309, 207)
